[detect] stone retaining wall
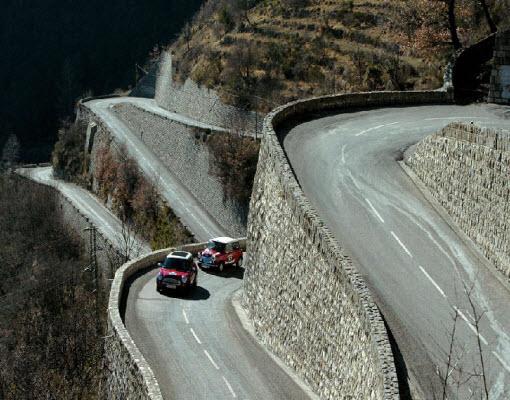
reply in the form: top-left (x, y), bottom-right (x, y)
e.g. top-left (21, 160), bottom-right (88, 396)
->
top-left (407, 122), bottom-right (510, 279)
top-left (244, 89), bottom-right (452, 400)
top-left (488, 30), bottom-right (510, 105)
top-left (105, 239), bottom-right (246, 400)
top-left (155, 51), bottom-right (262, 134)
top-left (111, 103), bottom-right (247, 237)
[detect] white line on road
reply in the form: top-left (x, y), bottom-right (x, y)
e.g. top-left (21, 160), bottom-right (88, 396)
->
top-left (365, 198), bottom-right (385, 223)
top-left (222, 376), bottom-right (237, 398)
top-left (419, 266), bottom-right (446, 298)
top-left (390, 231), bottom-right (413, 258)
top-left (355, 122), bottom-right (399, 136)
top-left (341, 144), bottom-right (346, 164)
top-left (182, 309), bottom-right (189, 324)
top-left (204, 349), bottom-right (220, 370)
top-left (492, 351), bottom-right (510, 374)
top-left (190, 328), bottom-right (202, 344)
top-left (454, 307), bottom-right (488, 346)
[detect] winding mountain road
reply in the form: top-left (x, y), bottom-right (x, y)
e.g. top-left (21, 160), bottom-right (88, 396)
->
top-left (283, 103), bottom-right (510, 399)
top-left (84, 98), bottom-right (226, 241)
top-left (83, 98), bottom-right (314, 400)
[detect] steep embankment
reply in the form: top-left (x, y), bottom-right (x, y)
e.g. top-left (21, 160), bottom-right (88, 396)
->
top-left (408, 122), bottom-right (510, 279)
top-left (168, 0), bottom-right (509, 111)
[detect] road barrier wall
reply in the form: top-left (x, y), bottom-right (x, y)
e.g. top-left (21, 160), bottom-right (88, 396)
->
top-left (408, 123), bottom-right (510, 279)
top-left (106, 239), bottom-right (246, 400)
top-left (244, 90), bottom-right (452, 400)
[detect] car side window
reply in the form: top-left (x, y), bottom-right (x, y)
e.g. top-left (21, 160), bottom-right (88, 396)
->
top-left (226, 244), bottom-right (232, 253)
top-left (233, 242), bottom-right (240, 250)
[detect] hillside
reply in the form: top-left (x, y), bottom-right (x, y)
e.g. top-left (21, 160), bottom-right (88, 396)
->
top-left (169, 0), bottom-right (510, 111)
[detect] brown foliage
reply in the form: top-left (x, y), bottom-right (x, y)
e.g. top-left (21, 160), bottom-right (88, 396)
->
top-left (93, 145), bottom-right (193, 248)
top-left (207, 133), bottom-right (260, 208)
top-left (0, 173), bottom-right (104, 399)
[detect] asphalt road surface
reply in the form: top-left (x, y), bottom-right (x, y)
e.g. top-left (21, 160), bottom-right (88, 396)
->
top-left (85, 98), bottom-right (226, 241)
top-left (85, 97), bottom-right (314, 400)
top-left (283, 103), bottom-right (510, 399)
top-left (125, 265), bottom-right (313, 400)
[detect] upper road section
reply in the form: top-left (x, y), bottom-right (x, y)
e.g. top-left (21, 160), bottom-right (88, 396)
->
top-left (84, 98), bottom-right (226, 242)
top-left (283, 103), bottom-right (510, 399)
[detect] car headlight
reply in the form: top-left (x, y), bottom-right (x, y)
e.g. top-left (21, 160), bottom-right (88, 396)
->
top-left (157, 274), bottom-right (163, 281)
top-left (181, 276), bottom-right (188, 284)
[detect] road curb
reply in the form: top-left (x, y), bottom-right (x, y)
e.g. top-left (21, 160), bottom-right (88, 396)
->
top-left (230, 289), bottom-right (320, 400)
top-left (399, 160), bottom-right (510, 294)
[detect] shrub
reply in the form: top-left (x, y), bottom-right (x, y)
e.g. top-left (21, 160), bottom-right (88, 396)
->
top-left (0, 173), bottom-right (104, 399)
top-left (52, 120), bottom-right (87, 182)
top-left (207, 133), bottom-right (260, 208)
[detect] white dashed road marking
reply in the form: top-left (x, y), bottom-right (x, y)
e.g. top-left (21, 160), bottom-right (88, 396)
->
top-left (222, 376), bottom-right (237, 398)
top-left (419, 266), bottom-right (446, 298)
top-left (341, 144), bottom-right (346, 164)
top-left (182, 309), bottom-right (189, 324)
top-left (355, 122), bottom-right (399, 136)
top-left (190, 328), bottom-right (202, 345)
top-left (204, 349), bottom-right (220, 370)
top-left (492, 351), bottom-right (510, 374)
top-left (454, 306), bottom-right (488, 346)
top-left (365, 198), bottom-right (385, 223)
top-left (390, 231), bottom-right (413, 258)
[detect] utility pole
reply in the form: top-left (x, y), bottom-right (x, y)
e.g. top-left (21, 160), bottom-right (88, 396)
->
top-left (84, 224), bottom-right (100, 333)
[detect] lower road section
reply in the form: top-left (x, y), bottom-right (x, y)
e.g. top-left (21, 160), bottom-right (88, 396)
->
top-left (284, 103), bottom-right (510, 399)
top-left (124, 266), bottom-right (312, 400)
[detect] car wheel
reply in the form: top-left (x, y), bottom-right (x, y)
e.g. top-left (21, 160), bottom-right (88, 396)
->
top-left (156, 285), bottom-right (162, 293)
top-left (236, 256), bottom-right (243, 268)
top-left (219, 262), bottom-right (225, 273)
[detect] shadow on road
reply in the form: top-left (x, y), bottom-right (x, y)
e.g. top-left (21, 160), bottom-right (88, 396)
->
top-left (160, 286), bottom-right (210, 301)
top-left (201, 266), bottom-right (245, 280)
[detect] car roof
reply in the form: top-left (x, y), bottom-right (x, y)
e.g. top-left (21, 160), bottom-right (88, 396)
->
top-left (210, 236), bottom-right (236, 244)
top-left (166, 251), bottom-right (192, 260)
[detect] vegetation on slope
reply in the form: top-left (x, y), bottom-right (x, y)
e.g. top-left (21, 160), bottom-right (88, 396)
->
top-left (170, 0), bottom-right (510, 111)
top-left (0, 173), bottom-right (103, 399)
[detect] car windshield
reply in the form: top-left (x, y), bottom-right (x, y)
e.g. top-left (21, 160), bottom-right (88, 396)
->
top-left (207, 240), bottom-right (225, 252)
top-left (162, 257), bottom-right (190, 271)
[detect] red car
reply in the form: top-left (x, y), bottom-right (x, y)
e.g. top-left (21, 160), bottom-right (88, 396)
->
top-left (156, 251), bottom-right (198, 294)
top-left (198, 237), bottom-right (243, 272)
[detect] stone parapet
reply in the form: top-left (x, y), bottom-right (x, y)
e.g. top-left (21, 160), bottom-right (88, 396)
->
top-left (244, 89), bottom-right (451, 400)
top-left (408, 123), bottom-right (510, 279)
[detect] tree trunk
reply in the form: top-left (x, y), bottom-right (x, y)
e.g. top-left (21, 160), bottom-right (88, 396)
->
top-left (479, 0), bottom-right (497, 33)
top-left (447, 0), bottom-right (462, 50)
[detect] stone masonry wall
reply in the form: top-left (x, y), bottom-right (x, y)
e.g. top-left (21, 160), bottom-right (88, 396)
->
top-left (488, 30), bottom-right (510, 104)
top-left (111, 103), bottom-right (247, 237)
top-left (155, 51), bottom-right (262, 134)
top-left (244, 89), bottom-right (451, 400)
top-left (408, 123), bottom-right (510, 279)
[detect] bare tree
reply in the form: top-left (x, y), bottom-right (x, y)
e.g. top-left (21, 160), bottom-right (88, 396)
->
top-left (445, 0), bottom-right (462, 50)
top-left (479, 0), bottom-right (497, 33)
